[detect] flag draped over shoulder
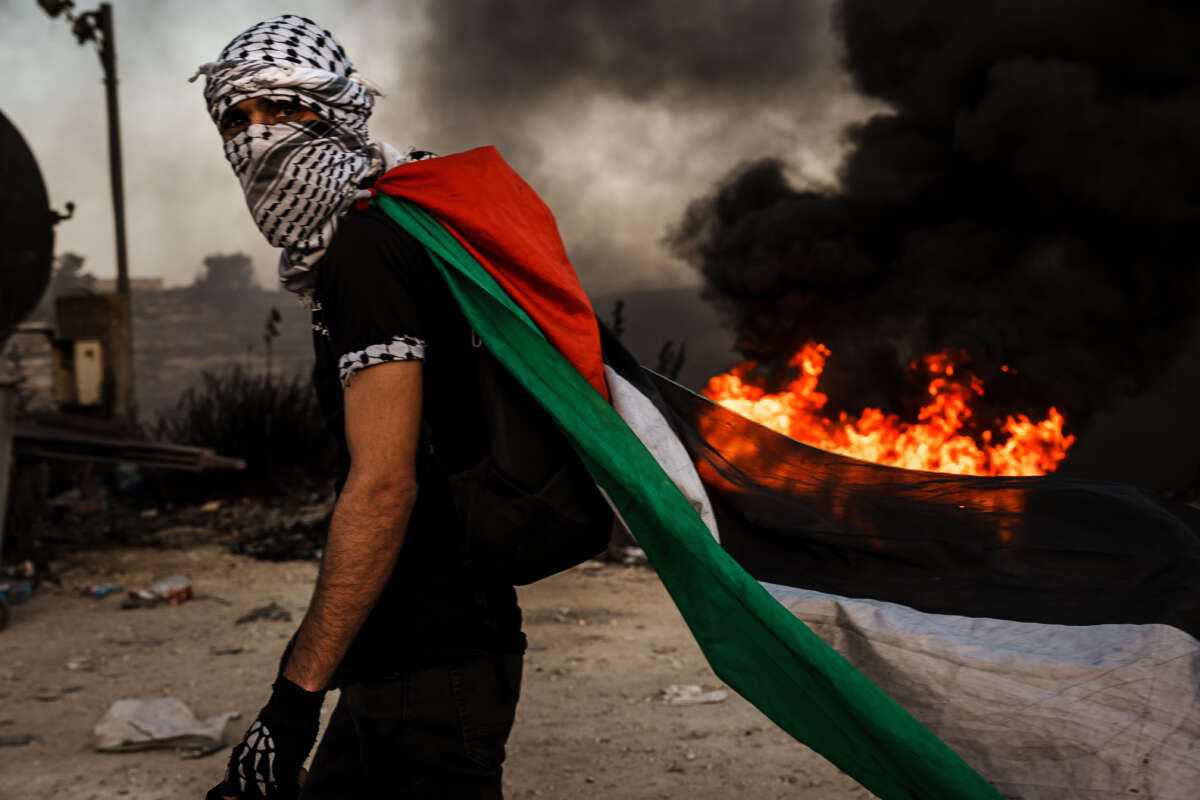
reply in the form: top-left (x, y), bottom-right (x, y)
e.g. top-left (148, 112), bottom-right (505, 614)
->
top-left (368, 148), bottom-right (1200, 800)
top-left (370, 147), bottom-right (608, 401)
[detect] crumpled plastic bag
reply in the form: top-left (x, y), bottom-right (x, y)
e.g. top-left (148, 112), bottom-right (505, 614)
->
top-left (93, 696), bottom-right (239, 758)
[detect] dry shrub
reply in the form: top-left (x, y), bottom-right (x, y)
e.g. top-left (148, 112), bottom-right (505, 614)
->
top-left (153, 366), bottom-right (340, 497)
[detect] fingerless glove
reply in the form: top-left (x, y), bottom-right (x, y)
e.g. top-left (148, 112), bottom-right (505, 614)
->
top-left (206, 673), bottom-right (325, 800)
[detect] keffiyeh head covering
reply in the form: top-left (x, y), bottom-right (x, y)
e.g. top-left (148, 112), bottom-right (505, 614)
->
top-left (191, 15), bottom-right (423, 295)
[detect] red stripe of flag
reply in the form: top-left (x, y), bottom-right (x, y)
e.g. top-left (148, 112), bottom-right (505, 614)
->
top-left (371, 146), bottom-right (610, 401)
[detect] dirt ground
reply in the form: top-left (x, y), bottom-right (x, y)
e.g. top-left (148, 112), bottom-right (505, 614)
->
top-left (0, 543), bottom-right (873, 799)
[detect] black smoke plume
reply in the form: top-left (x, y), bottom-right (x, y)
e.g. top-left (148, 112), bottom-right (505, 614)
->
top-left (421, 0), bottom-right (830, 105)
top-left (670, 0), bottom-right (1200, 429)
top-left (413, 0), bottom-right (839, 186)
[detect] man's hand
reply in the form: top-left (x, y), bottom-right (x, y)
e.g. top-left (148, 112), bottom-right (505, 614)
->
top-left (207, 676), bottom-right (324, 800)
top-left (219, 770), bottom-right (306, 800)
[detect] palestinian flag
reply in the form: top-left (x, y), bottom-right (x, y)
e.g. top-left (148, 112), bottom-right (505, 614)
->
top-left (369, 147), bottom-right (1200, 800)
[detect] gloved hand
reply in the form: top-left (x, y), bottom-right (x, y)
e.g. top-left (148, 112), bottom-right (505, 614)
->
top-left (206, 674), bottom-right (324, 800)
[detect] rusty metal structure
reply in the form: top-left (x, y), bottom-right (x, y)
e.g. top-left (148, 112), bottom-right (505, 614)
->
top-left (1, 108), bottom-right (241, 626)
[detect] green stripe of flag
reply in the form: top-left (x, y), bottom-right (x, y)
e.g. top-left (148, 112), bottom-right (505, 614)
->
top-left (375, 193), bottom-right (1002, 800)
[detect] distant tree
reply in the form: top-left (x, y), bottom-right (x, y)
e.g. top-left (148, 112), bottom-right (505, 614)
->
top-left (193, 252), bottom-right (257, 295)
top-left (655, 339), bottom-right (687, 381)
top-left (51, 252), bottom-right (95, 294)
top-left (31, 252), bottom-right (95, 320)
top-left (608, 299), bottom-right (626, 340)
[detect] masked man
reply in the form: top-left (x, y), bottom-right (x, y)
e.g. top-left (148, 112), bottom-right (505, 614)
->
top-left (194, 16), bottom-right (527, 799)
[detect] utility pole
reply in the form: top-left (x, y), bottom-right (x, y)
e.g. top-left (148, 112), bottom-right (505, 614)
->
top-left (39, 0), bottom-right (136, 425)
top-left (97, 3), bottom-right (129, 298)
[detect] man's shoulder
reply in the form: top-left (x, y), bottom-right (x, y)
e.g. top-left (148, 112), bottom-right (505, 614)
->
top-left (320, 207), bottom-right (433, 289)
top-left (331, 207), bottom-right (422, 251)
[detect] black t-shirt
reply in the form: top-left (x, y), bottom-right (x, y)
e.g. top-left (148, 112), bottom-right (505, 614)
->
top-left (311, 207), bottom-right (524, 682)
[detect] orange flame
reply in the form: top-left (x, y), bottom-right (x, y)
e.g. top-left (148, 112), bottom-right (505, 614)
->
top-left (702, 343), bottom-right (1074, 476)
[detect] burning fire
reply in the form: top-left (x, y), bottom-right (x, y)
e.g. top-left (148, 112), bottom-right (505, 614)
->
top-left (703, 343), bottom-right (1074, 476)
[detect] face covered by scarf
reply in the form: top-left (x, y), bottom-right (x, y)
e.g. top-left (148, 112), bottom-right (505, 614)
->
top-left (191, 15), bottom-right (424, 295)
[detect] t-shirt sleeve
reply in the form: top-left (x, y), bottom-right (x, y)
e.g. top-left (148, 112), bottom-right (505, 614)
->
top-left (314, 211), bottom-right (433, 387)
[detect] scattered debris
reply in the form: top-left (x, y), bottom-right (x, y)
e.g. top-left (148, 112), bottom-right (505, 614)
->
top-left (210, 647), bottom-right (244, 656)
top-left (192, 594), bottom-right (233, 607)
top-left (47, 488), bottom-right (83, 512)
top-left (235, 602), bottom-right (292, 625)
top-left (661, 684), bottom-right (729, 706)
top-left (179, 740), bottom-right (228, 760)
top-left (93, 697), bottom-right (239, 757)
top-left (16, 490), bottom-right (336, 567)
top-left (1, 560), bottom-right (35, 579)
top-left (110, 464), bottom-right (148, 501)
top-left (83, 584), bottom-right (123, 598)
top-left (121, 574), bottom-right (192, 609)
top-left (524, 605), bottom-right (618, 625)
top-left (151, 526), bottom-right (214, 548)
top-left (6, 560), bottom-right (60, 590)
top-left (0, 733), bottom-right (36, 747)
top-left (148, 574), bottom-right (192, 604)
top-left (102, 637), bottom-right (166, 647)
top-left (227, 499), bottom-right (332, 561)
top-left (0, 581), bottom-right (33, 605)
top-left (616, 546), bottom-right (648, 566)
top-left (66, 656), bottom-right (95, 671)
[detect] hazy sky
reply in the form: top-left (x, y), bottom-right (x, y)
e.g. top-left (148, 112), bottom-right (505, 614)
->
top-left (0, 0), bottom-right (876, 294)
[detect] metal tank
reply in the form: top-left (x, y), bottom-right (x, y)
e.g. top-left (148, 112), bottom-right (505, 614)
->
top-left (1, 110), bottom-right (54, 627)
top-left (0, 109), bottom-right (55, 344)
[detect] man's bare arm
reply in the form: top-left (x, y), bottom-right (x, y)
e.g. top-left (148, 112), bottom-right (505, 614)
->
top-left (282, 360), bottom-right (423, 691)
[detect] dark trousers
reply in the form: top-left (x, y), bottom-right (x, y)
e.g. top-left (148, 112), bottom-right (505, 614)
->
top-left (300, 652), bottom-right (523, 799)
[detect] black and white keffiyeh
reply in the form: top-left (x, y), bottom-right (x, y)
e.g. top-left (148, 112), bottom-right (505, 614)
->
top-left (196, 15), bottom-right (374, 138)
top-left (338, 334), bottom-right (427, 387)
top-left (191, 15), bottom-right (429, 295)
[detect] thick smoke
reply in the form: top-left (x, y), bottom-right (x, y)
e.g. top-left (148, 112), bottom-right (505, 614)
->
top-left (408, 1), bottom-right (859, 293)
top-left (670, 1), bottom-right (1200, 427)
top-left (421, 1), bottom-right (830, 100)
top-left (417, 0), bottom-right (833, 156)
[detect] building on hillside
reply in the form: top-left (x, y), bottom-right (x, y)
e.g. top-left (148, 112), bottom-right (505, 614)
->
top-left (93, 277), bottom-right (164, 293)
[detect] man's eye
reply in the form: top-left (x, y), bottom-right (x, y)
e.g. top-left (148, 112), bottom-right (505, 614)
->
top-left (276, 104), bottom-right (302, 117)
top-left (220, 113), bottom-right (246, 131)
